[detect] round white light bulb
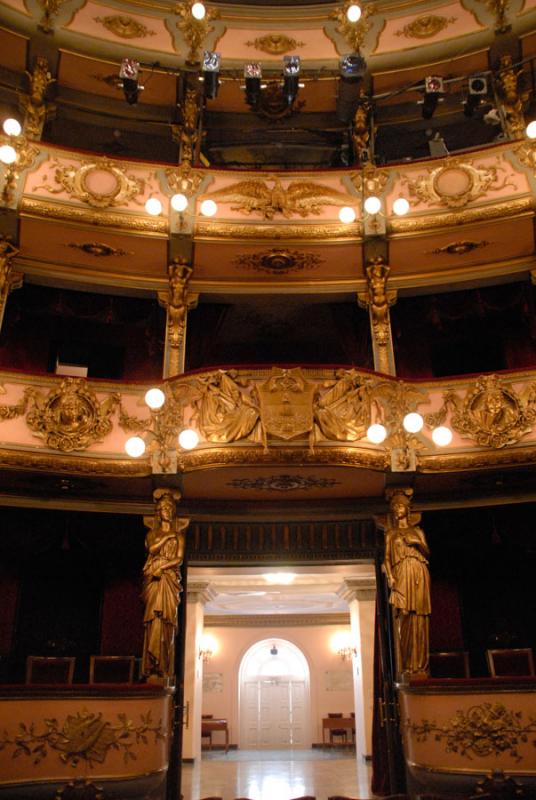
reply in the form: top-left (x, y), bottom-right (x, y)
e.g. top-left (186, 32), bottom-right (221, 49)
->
top-left (125, 436), bottom-right (146, 458)
top-left (178, 428), bottom-right (199, 450)
top-left (432, 426), bottom-right (453, 447)
top-left (200, 199), bottom-right (217, 217)
top-left (145, 197), bottom-right (162, 216)
top-left (367, 423), bottom-right (387, 444)
top-left (145, 387), bottom-right (166, 410)
top-left (339, 206), bottom-right (356, 224)
top-left (526, 120), bottom-right (536, 139)
top-left (393, 197), bottom-right (410, 216)
top-left (346, 4), bottom-right (362, 22)
top-left (0, 145), bottom-right (17, 165)
top-left (3, 118), bottom-right (21, 137)
top-left (364, 195), bottom-right (382, 215)
top-left (403, 412), bottom-right (424, 433)
top-left (171, 192), bottom-right (188, 212)
top-left (191, 1), bottom-right (206, 19)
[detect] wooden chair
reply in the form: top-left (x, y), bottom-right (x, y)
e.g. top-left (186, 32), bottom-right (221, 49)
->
top-left (26, 656), bottom-right (75, 684)
top-left (328, 712), bottom-right (347, 746)
top-left (486, 647), bottom-right (535, 677)
top-left (429, 651), bottom-right (470, 679)
top-left (89, 655), bottom-right (136, 684)
top-left (201, 713), bottom-right (213, 749)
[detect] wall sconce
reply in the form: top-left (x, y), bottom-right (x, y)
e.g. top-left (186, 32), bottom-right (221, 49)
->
top-left (199, 633), bottom-right (218, 663)
top-left (331, 631), bottom-right (357, 662)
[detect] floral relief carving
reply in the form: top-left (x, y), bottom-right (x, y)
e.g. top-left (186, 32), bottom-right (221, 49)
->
top-left (395, 15), bottom-right (457, 39)
top-left (402, 160), bottom-right (515, 209)
top-left (34, 158), bottom-right (145, 209)
top-left (328, 2), bottom-right (376, 52)
top-left (94, 15), bottom-right (156, 39)
top-left (245, 34), bottom-right (305, 55)
top-left (233, 248), bottom-right (324, 274)
top-left (0, 709), bottom-right (165, 766)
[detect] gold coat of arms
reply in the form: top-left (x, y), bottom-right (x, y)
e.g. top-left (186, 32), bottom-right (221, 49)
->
top-left (258, 368), bottom-right (314, 440)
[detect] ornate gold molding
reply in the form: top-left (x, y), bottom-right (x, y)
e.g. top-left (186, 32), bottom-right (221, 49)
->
top-left (195, 220), bottom-right (360, 240)
top-left (66, 242), bottom-right (132, 257)
top-left (175, 1), bottom-right (222, 65)
top-left (20, 198), bottom-right (168, 235)
top-left (402, 159), bottom-right (515, 209)
top-left (395, 15), bottom-right (456, 39)
top-left (0, 447), bottom-right (150, 475)
top-left (21, 56), bottom-right (55, 140)
top-left (430, 240), bottom-right (489, 256)
top-left (1, 135), bottom-right (40, 205)
top-left (245, 34), bottom-right (305, 55)
top-left (36, 0), bottom-right (65, 32)
top-left (227, 474), bottom-right (340, 490)
top-left (233, 248), bottom-right (324, 274)
top-left (204, 177), bottom-right (356, 220)
top-left (389, 197), bottom-right (532, 234)
top-left (205, 613), bottom-right (351, 627)
top-left (328, 1), bottom-right (376, 52)
top-left (0, 238), bottom-right (22, 321)
top-left (95, 15), bottom-right (156, 38)
top-left (165, 162), bottom-right (203, 197)
top-left (33, 157), bottom-right (145, 209)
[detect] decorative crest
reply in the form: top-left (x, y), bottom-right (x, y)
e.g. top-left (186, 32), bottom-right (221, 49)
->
top-left (34, 157), bottom-right (145, 208)
top-left (402, 159), bottom-right (515, 209)
top-left (329, 1), bottom-right (376, 52)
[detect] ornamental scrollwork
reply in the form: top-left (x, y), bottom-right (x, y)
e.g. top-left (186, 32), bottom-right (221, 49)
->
top-left (402, 160), bottom-right (515, 209)
top-left (204, 177), bottom-right (356, 220)
top-left (0, 709), bottom-right (165, 766)
top-left (175, 1), bottom-right (222, 65)
top-left (425, 374), bottom-right (536, 449)
top-left (25, 378), bottom-right (120, 452)
top-left (328, 1), bottom-right (376, 53)
top-left (34, 158), bottom-right (145, 209)
top-left (233, 248), bottom-right (324, 274)
top-left (245, 34), bottom-right (305, 55)
top-left (94, 15), bottom-right (156, 39)
top-left (407, 702), bottom-right (536, 761)
top-left (395, 15), bottom-right (457, 39)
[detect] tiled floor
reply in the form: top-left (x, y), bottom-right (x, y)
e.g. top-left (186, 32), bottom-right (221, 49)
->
top-left (181, 748), bottom-right (372, 800)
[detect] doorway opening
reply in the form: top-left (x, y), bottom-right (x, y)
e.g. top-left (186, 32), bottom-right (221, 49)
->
top-left (239, 638), bottom-right (311, 749)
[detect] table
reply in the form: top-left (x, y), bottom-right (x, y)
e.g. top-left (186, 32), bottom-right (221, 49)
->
top-left (201, 718), bottom-right (229, 753)
top-left (322, 716), bottom-right (355, 746)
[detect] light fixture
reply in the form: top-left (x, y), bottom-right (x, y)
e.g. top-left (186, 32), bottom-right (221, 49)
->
top-left (171, 192), bottom-right (189, 212)
top-left (145, 387), bottom-right (166, 410)
top-left (264, 572), bottom-right (296, 585)
top-left (125, 436), bottom-right (146, 457)
top-left (199, 633), bottom-right (217, 662)
top-left (526, 120), bottom-right (536, 139)
top-left (339, 206), bottom-right (356, 224)
top-left (145, 197), bottom-right (162, 216)
top-left (421, 75), bottom-right (444, 119)
top-left (178, 428), bottom-right (199, 449)
top-left (283, 55), bottom-right (300, 105)
top-left (200, 198), bottom-right (217, 217)
top-left (346, 3), bottom-right (362, 22)
top-left (403, 412), bottom-right (424, 433)
top-left (432, 426), bottom-right (453, 446)
top-left (331, 631), bottom-right (357, 661)
top-left (337, 54), bottom-right (368, 123)
top-left (270, 643), bottom-right (279, 656)
top-left (392, 197), bottom-right (410, 216)
top-left (340, 53), bottom-right (366, 79)
top-left (244, 62), bottom-right (262, 107)
top-left (119, 58), bottom-right (142, 105)
top-left (191, 1), bottom-right (206, 19)
top-left (364, 195), bottom-right (381, 215)
top-left (202, 50), bottom-right (220, 99)
top-left (464, 75), bottom-right (488, 118)
top-left (0, 144), bottom-right (17, 165)
top-left (367, 423), bottom-right (387, 444)
top-left (3, 118), bottom-right (21, 137)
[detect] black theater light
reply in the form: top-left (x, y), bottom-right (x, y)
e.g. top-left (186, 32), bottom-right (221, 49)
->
top-left (119, 58), bottom-right (142, 105)
top-left (202, 50), bottom-right (220, 99)
top-left (283, 55), bottom-right (300, 105)
top-left (464, 75), bottom-right (488, 117)
top-left (421, 75), bottom-right (444, 119)
top-left (244, 62), bottom-right (262, 107)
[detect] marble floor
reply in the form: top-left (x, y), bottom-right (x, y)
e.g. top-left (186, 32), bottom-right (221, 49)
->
top-left (180, 749), bottom-right (372, 800)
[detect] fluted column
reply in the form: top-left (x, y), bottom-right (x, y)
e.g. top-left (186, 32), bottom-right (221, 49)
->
top-left (182, 581), bottom-right (216, 762)
top-left (338, 578), bottom-right (376, 761)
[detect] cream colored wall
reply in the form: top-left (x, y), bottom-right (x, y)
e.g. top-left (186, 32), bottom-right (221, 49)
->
top-left (200, 624), bottom-right (361, 747)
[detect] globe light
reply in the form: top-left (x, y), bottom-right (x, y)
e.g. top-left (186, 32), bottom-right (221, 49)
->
top-left (200, 199), bottom-right (217, 217)
top-left (178, 428), bottom-right (199, 450)
top-left (0, 144), bottom-right (17, 165)
top-left (145, 387), bottom-right (166, 410)
top-left (367, 423), bottom-right (387, 444)
top-left (171, 192), bottom-right (188, 212)
top-left (526, 120), bottom-right (536, 139)
top-left (403, 412), bottom-right (424, 433)
top-left (125, 436), bottom-right (146, 457)
top-left (3, 118), bottom-right (21, 137)
top-left (191, 1), bottom-right (206, 19)
top-left (432, 426), bottom-right (453, 447)
top-left (145, 197), bottom-right (162, 216)
top-left (346, 4), bottom-right (362, 22)
top-left (364, 195), bottom-right (382, 215)
top-left (393, 197), bottom-right (410, 216)
top-left (339, 206), bottom-right (356, 224)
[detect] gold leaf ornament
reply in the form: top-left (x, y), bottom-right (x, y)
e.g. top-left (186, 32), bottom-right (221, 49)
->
top-left (35, 158), bottom-right (145, 209)
top-left (245, 34), bottom-right (305, 55)
top-left (95, 15), bottom-right (156, 39)
top-left (395, 15), bottom-right (457, 39)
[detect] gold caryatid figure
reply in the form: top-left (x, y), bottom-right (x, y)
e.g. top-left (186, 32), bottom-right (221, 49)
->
top-left (383, 488), bottom-right (431, 677)
top-left (365, 257), bottom-right (396, 347)
top-left (21, 56), bottom-right (55, 140)
top-left (142, 489), bottom-right (189, 682)
top-left (167, 258), bottom-right (194, 350)
top-left (352, 93), bottom-right (371, 164)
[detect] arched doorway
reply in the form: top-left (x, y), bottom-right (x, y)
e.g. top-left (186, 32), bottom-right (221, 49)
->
top-left (239, 638), bottom-right (311, 749)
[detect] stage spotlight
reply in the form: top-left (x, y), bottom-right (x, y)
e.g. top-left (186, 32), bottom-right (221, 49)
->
top-left (202, 50), bottom-right (220, 99)
top-left (283, 55), bottom-right (300, 105)
top-left (340, 53), bottom-right (367, 79)
top-left (463, 75), bottom-right (488, 117)
top-left (119, 58), bottom-right (142, 105)
top-left (337, 54), bottom-right (368, 123)
top-left (244, 63), bottom-right (262, 107)
top-left (422, 75), bottom-right (444, 119)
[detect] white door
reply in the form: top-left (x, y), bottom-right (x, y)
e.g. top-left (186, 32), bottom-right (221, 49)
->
top-left (242, 677), bottom-right (307, 748)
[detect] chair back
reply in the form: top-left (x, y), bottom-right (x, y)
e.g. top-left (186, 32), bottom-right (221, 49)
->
top-left (26, 656), bottom-right (75, 684)
top-left (429, 651), bottom-right (470, 678)
top-left (89, 655), bottom-right (135, 684)
top-left (486, 648), bottom-right (535, 677)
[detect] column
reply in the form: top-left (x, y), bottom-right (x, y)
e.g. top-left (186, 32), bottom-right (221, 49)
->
top-left (338, 577), bottom-right (376, 762)
top-left (358, 256), bottom-right (396, 376)
top-left (158, 258), bottom-right (198, 378)
top-left (182, 581), bottom-right (215, 762)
